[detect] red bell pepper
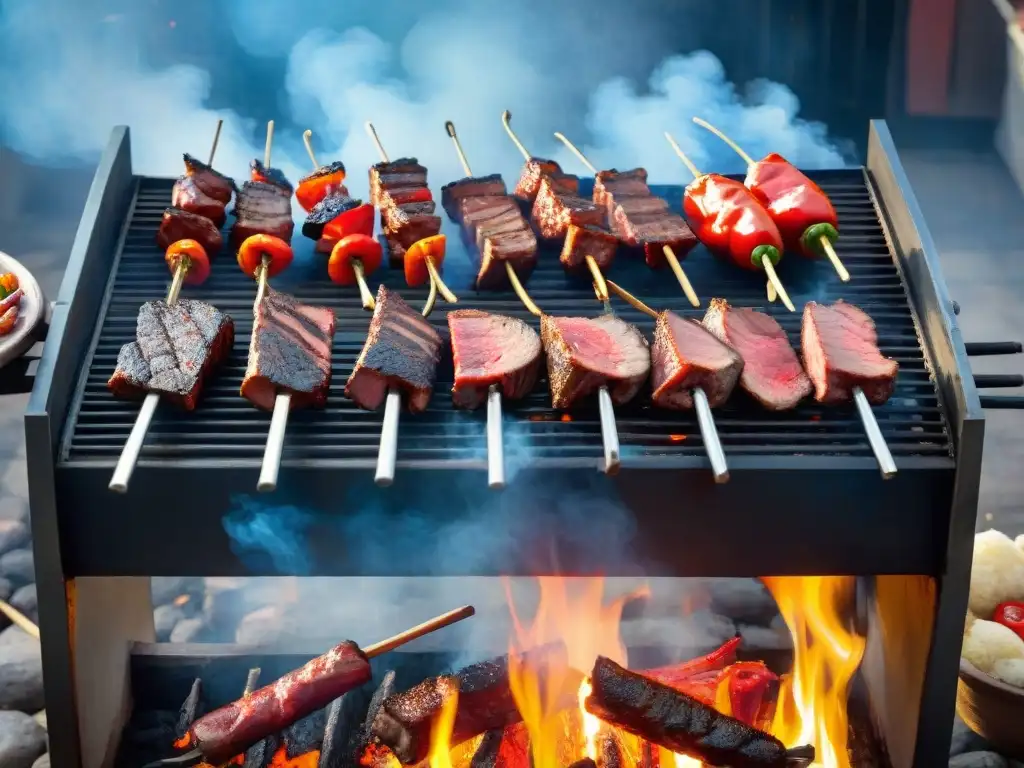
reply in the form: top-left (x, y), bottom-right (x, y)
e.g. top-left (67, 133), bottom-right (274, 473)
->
top-left (682, 174), bottom-right (784, 272)
top-left (994, 601), bottom-right (1024, 641)
top-left (744, 153), bottom-right (839, 259)
top-left (328, 234), bottom-right (382, 286)
top-left (323, 203), bottom-right (375, 242)
top-left (164, 238), bottom-right (211, 286)
top-left (236, 234), bottom-right (293, 279)
top-left (296, 161), bottom-right (348, 212)
top-left (404, 234), bottom-right (447, 288)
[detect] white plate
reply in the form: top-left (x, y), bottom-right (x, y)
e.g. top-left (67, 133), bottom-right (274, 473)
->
top-left (0, 251), bottom-right (46, 369)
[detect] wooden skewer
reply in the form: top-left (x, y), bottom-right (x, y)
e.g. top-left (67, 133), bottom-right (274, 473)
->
top-left (665, 131), bottom-right (795, 312)
top-left (365, 121), bottom-right (390, 163)
top-left (208, 118), bottom-right (223, 166)
top-left (302, 129), bottom-right (319, 170)
top-left (0, 598), bottom-right (39, 640)
top-left (501, 110), bottom-right (532, 161)
top-left (264, 120), bottom-right (274, 168)
top-left (256, 253), bottom-right (292, 494)
top-left (505, 262), bottom-right (542, 316)
top-left (553, 131), bottom-right (597, 174)
top-left (691, 117), bottom-right (850, 283)
top-left (446, 120), bottom-right (475, 177)
top-left (604, 279), bottom-right (730, 482)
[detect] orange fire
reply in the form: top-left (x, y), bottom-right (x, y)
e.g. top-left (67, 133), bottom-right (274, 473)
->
top-left (427, 687), bottom-right (461, 768)
top-left (268, 744), bottom-right (320, 768)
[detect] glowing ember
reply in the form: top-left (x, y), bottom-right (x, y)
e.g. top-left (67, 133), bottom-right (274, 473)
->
top-left (673, 754), bottom-right (701, 768)
top-left (667, 434), bottom-right (686, 442)
top-left (172, 594), bottom-right (190, 607)
top-left (763, 576), bottom-right (866, 768)
top-left (268, 745), bottom-right (319, 767)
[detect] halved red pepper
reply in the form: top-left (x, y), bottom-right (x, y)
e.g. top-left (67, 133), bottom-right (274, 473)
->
top-left (296, 161), bottom-right (348, 212)
top-left (237, 234), bottom-right (293, 279)
top-left (682, 174), bottom-right (784, 272)
top-left (744, 153), bottom-right (839, 259)
top-left (994, 601), bottom-right (1024, 641)
top-left (328, 234), bottom-right (382, 286)
top-left (164, 239), bottom-right (211, 286)
top-left (322, 204), bottom-right (375, 243)
top-left (404, 234), bottom-right (446, 288)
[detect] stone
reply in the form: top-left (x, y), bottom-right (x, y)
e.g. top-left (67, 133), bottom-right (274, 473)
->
top-left (153, 604), bottom-right (186, 642)
top-left (705, 578), bottom-right (779, 626)
top-left (151, 576), bottom-right (203, 607)
top-left (236, 605), bottom-right (292, 645)
top-left (0, 497), bottom-right (27, 523)
top-left (0, 577), bottom-right (12, 602)
top-left (10, 584), bottom-right (36, 622)
top-left (0, 549), bottom-right (33, 587)
top-left (32, 754), bottom-right (49, 768)
top-left (949, 752), bottom-right (1008, 768)
top-left (0, 626), bottom-right (44, 711)
top-left (169, 617), bottom-right (208, 643)
top-left (950, 716), bottom-right (992, 756)
top-left (31, 712), bottom-right (44, 731)
top-left (0, 710), bottom-right (47, 768)
top-left (0, 520), bottom-right (29, 556)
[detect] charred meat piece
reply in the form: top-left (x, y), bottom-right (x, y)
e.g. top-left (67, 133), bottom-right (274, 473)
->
top-left (298, 160), bottom-right (346, 190)
top-left (460, 196), bottom-right (520, 241)
top-left (531, 176), bottom-right (603, 240)
top-left (369, 158), bottom-right (428, 206)
top-left (381, 194), bottom-right (442, 250)
top-left (172, 175), bottom-right (228, 227)
top-left (442, 174), bottom-right (508, 221)
top-left (593, 168), bottom-right (649, 210)
top-left (231, 181), bottom-right (295, 247)
top-left (801, 301), bottom-right (898, 405)
top-left (371, 643), bottom-right (568, 765)
top-left (302, 193), bottom-right (363, 240)
top-left (585, 656), bottom-right (812, 768)
top-left (561, 224), bottom-right (618, 272)
top-left (477, 229), bottom-right (538, 290)
top-left (182, 153), bottom-right (236, 203)
top-left (613, 212), bottom-right (699, 269)
top-left (541, 314), bottom-right (650, 409)
top-left (449, 310), bottom-right (542, 408)
top-left (157, 207), bottom-right (224, 256)
top-left (240, 287), bottom-right (336, 411)
top-left (345, 285), bottom-right (442, 413)
top-left (608, 196), bottom-right (669, 220)
top-left (108, 299), bottom-right (234, 410)
top-left (475, 209), bottom-right (531, 251)
top-left (651, 311), bottom-right (743, 410)
top-left (513, 157), bottom-right (561, 202)
top-left (250, 158), bottom-right (293, 194)
top-left (703, 299), bottom-right (811, 410)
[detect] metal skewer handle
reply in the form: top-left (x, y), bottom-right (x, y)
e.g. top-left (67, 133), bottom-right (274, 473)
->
top-left (487, 385), bottom-right (505, 489)
top-left (258, 393), bottom-right (292, 492)
top-left (854, 387), bottom-right (897, 478)
top-left (375, 389), bottom-right (402, 486)
top-left (597, 387), bottom-right (621, 475)
top-left (693, 387), bottom-right (728, 483)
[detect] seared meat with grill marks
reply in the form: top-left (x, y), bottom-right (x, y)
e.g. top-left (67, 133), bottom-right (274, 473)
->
top-left (381, 195), bottom-right (442, 251)
top-left (181, 153), bottom-right (236, 203)
top-left (157, 207), bottom-right (224, 256)
top-left (301, 193), bottom-right (363, 240)
top-left (609, 196), bottom-right (670, 220)
top-left (460, 196), bottom-right (520, 241)
top-left (172, 176), bottom-right (227, 227)
top-left (250, 158), bottom-right (293, 194)
top-left (449, 310), bottom-right (542, 408)
top-left (593, 168), bottom-right (650, 210)
top-left (231, 181), bottom-right (295, 247)
top-left (541, 314), bottom-right (650, 409)
top-left (513, 158), bottom-right (580, 203)
top-left (475, 209), bottom-right (531, 251)
top-left (531, 176), bottom-right (603, 240)
top-left (108, 299), bottom-right (234, 410)
top-left (478, 229), bottom-right (538, 290)
top-left (611, 210), bottom-right (699, 269)
top-left (651, 311), bottom-right (743, 410)
top-left (442, 174), bottom-right (508, 221)
top-left (345, 285), bottom-right (442, 413)
top-left (367, 158), bottom-right (439, 265)
top-left (561, 224), bottom-right (618, 272)
top-left (703, 298), bottom-right (811, 410)
top-left (240, 287), bottom-right (336, 411)
top-left (801, 301), bottom-right (898, 405)
top-left (369, 158), bottom-right (428, 206)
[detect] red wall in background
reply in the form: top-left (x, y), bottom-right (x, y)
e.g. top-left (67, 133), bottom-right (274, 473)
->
top-left (905, 0), bottom-right (958, 114)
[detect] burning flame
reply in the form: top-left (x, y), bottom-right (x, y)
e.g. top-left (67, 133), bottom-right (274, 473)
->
top-left (268, 745), bottom-right (319, 768)
top-left (427, 688), bottom-right (460, 768)
top-left (763, 576), bottom-right (866, 768)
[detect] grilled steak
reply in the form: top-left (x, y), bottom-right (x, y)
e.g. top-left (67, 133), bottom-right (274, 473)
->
top-left (302, 193), bottom-right (363, 240)
top-left (381, 195), bottom-right (442, 250)
top-left (478, 229), bottom-right (539, 290)
top-left (448, 310), bottom-right (542, 408)
top-left (609, 195), bottom-right (670, 220)
top-left (231, 181), bottom-right (295, 247)
top-left (801, 301), bottom-right (898, 405)
top-left (513, 157), bottom-right (562, 202)
top-left (172, 176), bottom-right (227, 226)
top-left (108, 299), bottom-right (234, 410)
top-left (441, 175), bottom-right (508, 221)
top-left (250, 158), bottom-right (293, 194)
top-left (157, 207), bottom-right (224, 255)
top-left (561, 224), bottom-right (618, 272)
top-left (240, 287), bottom-right (336, 411)
top-left (460, 196), bottom-right (520, 241)
top-left (182, 153), bottom-right (236, 203)
top-left (541, 314), bottom-right (650, 408)
top-left (593, 168), bottom-right (649, 209)
top-left (475, 209), bottom-right (531, 251)
top-left (612, 211), bottom-right (699, 269)
top-left (703, 299), bottom-right (811, 410)
top-left (345, 285), bottom-right (442, 413)
top-left (531, 176), bottom-right (603, 240)
top-left (651, 311), bottom-right (743, 410)
top-left (369, 158), bottom-right (428, 206)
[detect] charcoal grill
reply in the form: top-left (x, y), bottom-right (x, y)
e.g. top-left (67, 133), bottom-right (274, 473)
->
top-left (21, 121), bottom-right (1023, 768)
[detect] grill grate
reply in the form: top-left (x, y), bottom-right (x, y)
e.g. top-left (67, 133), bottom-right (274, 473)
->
top-left (61, 170), bottom-right (952, 467)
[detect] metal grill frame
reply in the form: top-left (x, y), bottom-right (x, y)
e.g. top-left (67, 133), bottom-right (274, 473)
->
top-left (24, 122), bottom-right (982, 768)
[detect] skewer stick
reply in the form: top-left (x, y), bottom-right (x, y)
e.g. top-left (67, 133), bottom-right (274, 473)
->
top-left (585, 255), bottom-right (609, 302)
top-left (767, 281), bottom-right (778, 304)
top-left (445, 121), bottom-right (474, 177)
top-left (501, 110), bottom-right (531, 161)
top-left (352, 260), bottom-right (376, 311)
top-left (691, 117), bottom-right (851, 283)
top-left (208, 118), bottom-right (223, 165)
top-left (663, 245), bottom-right (700, 307)
top-left (302, 129), bottom-right (319, 170)
top-left (365, 121), bottom-right (390, 163)
top-left (605, 279), bottom-right (729, 482)
top-left (0, 598), bottom-right (39, 640)
top-left (665, 131), bottom-right (795, 313)
top-left (263, 120), bottom-right (274, 168)
top-left (487, 384), bottom-right (505, 489)
top-left (553, 132), bottom-right (598, 174)
top-left (364, 604), bottom-right (476, 656)
top-left (505, 262), bottom-right (542, 316)
top-left (854, 388), bottom-right (897, 478)
top-left (256, 257), bottom-right (292, 493)
top-left (375, 290), bottom-right (439, 487)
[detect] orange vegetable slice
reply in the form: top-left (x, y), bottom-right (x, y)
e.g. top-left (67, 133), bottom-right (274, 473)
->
top-left (328, 235), bottom-right (383, 286)
top-left (237, 234), bottom-right (294, 279)
top-left (404, 234), bottom-right (446, 288)
top-left (0, 306), bottom-right (18, 335)
top-left (164, 239), bottom-right (211, 286)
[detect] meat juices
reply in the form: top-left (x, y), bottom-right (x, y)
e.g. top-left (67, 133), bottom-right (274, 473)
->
top-left (541, 314), bottom-right (651, 409)
top-left (157, 208), bottom-right (224, 257)
top-left (530, 175), bottom-right (603, 240)
top-left (231, 181), bottom-right (295, 247)
top-left (345, 285), bottom-right (443, 413)
top-left (703, 299), bottom-right (811, 411)
top-left (801, 301), bottom-right (898, 405)
top-left (513, 158), bottom-right (580, 203)
top-left (441, 174), bottom-right (508, 222)
top-left (108, 299), bottom-right (234, 410)
top-left (240, 287), bottom-right (336, 411)
top-left (448, 310), bottom-right (542, 408)
top-left (561, 224), bottom-right (618, 272)
top-left (370, 158), bottom-right (443, 266)
top-left (651, 311), bottom-right (744, 410)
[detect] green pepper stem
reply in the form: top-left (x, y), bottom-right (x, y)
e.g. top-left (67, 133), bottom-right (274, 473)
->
top-left (750, 245), bottom-right (781, 269)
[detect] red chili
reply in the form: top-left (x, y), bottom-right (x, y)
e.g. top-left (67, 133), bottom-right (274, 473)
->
top-left (682, 175), bottom-right (784, 272)
top-left (994, 601), bottom-right (1024, 641)
top-left (744, 153), bottom-right (839, 259)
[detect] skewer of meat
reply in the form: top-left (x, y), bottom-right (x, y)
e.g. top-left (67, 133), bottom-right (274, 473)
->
top-left (664, 132), bottom-right (797, 312)
top-left (551, 132), bottom-right (702, 308)
top-left (603, 280), bottom-right (734, 483)
top-left (364, 122), bottom-right (459, 304)
top-left (146, 605), bottom-right (475, 768)
top-left (110, 127), bottom-right (229, 494)
top-left (231, 121), bottom-right (295, 248)
top-left (296, 129), bottom-right (348, 212)
top-left (501, 110), bottom-right (580, 204)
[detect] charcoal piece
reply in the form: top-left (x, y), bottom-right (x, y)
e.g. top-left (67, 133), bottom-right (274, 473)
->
top-left (243, 732), bottom-right (279, 768)
top-left (175, 677), bottom-right (203, 738)
top-left (320, 670), bottom-right (396, 768)
top-left (284, 707), bottom-right (328, 757)
top-left (597, 732), bottom-right (623, 768)
top-left (470, 729), bottom-right (503, 768)
top-left (568, 760), bottom-right (597, 768)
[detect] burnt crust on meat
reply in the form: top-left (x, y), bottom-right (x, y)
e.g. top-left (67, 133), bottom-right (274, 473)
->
top-left (301, 193), bottom-right (363, 239)
top-left (157, 207), bottom-right (224, 255)
top-left (182, 153), bottom-right (237, 197)
top-left (651, 311), bottom-right (743, 410)
top-left (298, 160), bottom-right (346, 185)
top-left (250, 159), bottom-right (294, 193)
